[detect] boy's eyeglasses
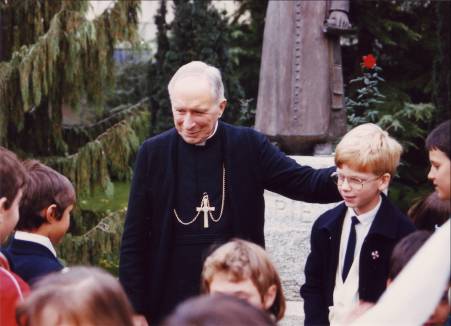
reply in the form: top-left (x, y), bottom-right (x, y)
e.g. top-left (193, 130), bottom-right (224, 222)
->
top-left (331, 172), bottom-right (382, 190)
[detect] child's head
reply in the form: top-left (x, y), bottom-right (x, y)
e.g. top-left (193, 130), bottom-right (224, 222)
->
top-left (388, 231), bottom-right (449, 326)
top-left (388, 231), bottom-right (431, 281)
top-left (201, 239), bottom-right (285, 321)
top-left (426, 120), bottom-right (450, 200)
top-left (162, 294), bottom-right (276, 326)
top-left (0, 147), bottom-right (27, 243)
top-left (16, 266), bottom-right (135, 326)
top-left (334, 123), bottom-right (402, 214)
top-left (408, 192), bottom-right (450, 232)
top-left (17, 160), bottom-right (75, 244)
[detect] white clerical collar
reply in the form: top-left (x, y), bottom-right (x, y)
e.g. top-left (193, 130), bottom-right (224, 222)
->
top-left (14, 230), bottom-right (57, 257)
top-left (195, 121), bottom-right (219, 146)
top-left (348, 194), bottom-right (382, 226)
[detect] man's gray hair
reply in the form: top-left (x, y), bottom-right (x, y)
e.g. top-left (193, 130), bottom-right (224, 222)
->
top-left (168, 61), bottom-right (225, 103)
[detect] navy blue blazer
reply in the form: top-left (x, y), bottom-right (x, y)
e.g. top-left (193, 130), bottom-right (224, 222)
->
top-left (300, 194), bottom-right (415, 325)
top-left (119, 121), bottom-right (342, 322)
top-left (2, 238), bottom-right (63, 284)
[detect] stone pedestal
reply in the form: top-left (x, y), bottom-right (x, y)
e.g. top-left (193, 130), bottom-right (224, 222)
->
top-left (264, 155), bottom-right (340, 324)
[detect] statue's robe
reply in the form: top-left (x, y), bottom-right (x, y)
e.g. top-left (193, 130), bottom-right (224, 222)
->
top-left (255, 0), bottom-right (349, 153)
top-left (119, 121), bottom-right (341, 323)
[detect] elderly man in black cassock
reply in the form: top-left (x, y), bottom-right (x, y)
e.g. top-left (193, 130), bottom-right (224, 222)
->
top-left (119, 61), bottom-right (341, 323)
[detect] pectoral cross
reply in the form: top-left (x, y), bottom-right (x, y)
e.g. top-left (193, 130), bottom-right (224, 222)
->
top-left (196, 193), bottom-right (215, 228)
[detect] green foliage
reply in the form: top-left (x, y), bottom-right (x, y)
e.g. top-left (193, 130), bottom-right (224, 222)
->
top-left (345, 1), bottom-right (436, 109)
top-left (346, 64), bottom-right (385, 126)
top-left (44, 101), bottom-right (150, 199)
top-left (343, 1), bottom-right (445, 211)
top-left (228, 0), bottom-right (268, 126)
top-left (432, 1), bottom-right (450, 122)
top-left (57, 209), bottom-right (125, 275)
top-left (0, 0), bottom-right (140, 154)
top-left (106, 59), bottom-right (150, 109)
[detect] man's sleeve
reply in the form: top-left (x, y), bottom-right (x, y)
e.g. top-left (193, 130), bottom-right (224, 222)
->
top-left (119, 144), bottom-right (151, 314)
top-left (254, 131), bottom-right (341, 203)
top-left (300, 220), bottom-right (330, 325)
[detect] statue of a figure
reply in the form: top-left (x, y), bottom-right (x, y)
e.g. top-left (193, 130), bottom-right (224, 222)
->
top-left (255, 1), bottom-right (352, 154)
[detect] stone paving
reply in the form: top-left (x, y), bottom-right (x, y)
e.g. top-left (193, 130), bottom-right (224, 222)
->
top-left (264, 156), bottom-right (341, 325)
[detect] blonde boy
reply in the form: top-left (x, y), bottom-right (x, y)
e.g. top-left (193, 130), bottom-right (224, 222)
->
top-left (201, 239), bottom-right (285, 321)
top-left (301, 123), bottom-right (415, 326)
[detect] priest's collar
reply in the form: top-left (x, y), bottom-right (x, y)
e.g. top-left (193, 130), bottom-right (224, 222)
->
top-left (194, 121), bottom-right (219, 146)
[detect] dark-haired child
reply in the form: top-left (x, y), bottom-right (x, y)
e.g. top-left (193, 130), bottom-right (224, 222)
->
top-left (388, 231), bottom-right (449, 326)
top-left (408, 192), bottom-right (450, 232)
top-left (2, 160), bottom-right (75, 284)
top-left (0, 147), bottom-right (29, 326)
top-left (426, 120), bottom-right (450, 201)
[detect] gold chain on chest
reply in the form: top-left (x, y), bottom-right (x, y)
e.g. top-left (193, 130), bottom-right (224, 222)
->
top-left (173, 164), bottom-right (226, 227)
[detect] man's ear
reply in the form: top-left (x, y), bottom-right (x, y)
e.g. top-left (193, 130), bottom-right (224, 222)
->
top-left (263, 284), bottom-right (277, 310)
top-left (386, 278), bottom-right (392, 287)
top-left (378, 173), bottom-right (391, 192)
top-left (44, 204), bottom-right (58, 223)
top-left (218, 99), bottom-right (227, 116)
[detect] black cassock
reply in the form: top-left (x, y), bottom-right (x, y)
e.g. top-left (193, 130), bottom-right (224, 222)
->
top-left (161, 128), bottom-right (233, 316)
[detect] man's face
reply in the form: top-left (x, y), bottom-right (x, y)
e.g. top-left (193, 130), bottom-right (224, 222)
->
top-left (208, 271), bottom-right (264, 309)
top-left (170, 76), bottom-right (226, 144)
top-left (336, 164), bottom-right (389, 215)
top-left (428, 149), bottom-right (451, 200)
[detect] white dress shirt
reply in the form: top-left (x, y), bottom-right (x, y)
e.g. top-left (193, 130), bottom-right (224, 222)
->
top-left (329, 195), bottom-right (382, 325)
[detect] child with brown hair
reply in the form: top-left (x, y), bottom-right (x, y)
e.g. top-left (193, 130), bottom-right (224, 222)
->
top-left (0, 146), bottom-right (29, 326)
top-left (16, 266), bottom-right (137, 326)
top-left (162, 294), bottom-right (276, 326)
top-left (201, 239), bottom-right (285, 321)
top-left (2, 160), bottom-right (75, 284)
top-left (388, 231), bottom-right (449, 326)
top-left (408, 192), bottom-right (450, 232)
top-left (301, 123), bottom-right (415, 325)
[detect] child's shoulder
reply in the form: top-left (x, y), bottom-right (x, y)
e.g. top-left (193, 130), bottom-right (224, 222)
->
top-left (375, 195), bottom-right (416, 234)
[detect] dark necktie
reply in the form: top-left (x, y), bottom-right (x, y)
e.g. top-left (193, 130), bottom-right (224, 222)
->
top-left (342, 216), bottom-right (360, 282)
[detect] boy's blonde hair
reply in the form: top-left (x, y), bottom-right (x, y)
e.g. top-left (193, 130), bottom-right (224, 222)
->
top-left (335, 123), bottom-right (402, 176)
top-left (201, 239), bottom-right (285, 321)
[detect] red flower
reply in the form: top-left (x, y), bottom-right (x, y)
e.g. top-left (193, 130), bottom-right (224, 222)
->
top-left (362, 54), bottom-right (377, 69)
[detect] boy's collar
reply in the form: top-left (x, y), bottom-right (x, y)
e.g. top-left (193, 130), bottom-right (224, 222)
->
top-left (349, 195), bottom-right (382, 225)
top-left (14, 231), bottom-right (57, 257)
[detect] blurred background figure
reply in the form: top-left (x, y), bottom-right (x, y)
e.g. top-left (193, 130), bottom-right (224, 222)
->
top-left (161, 294), bottom-right (276, 326)
top-left (16, 266), bottom-right (137, 326)
top-left (387, 231), bottom-right (449, 326)
top-left (408, 192), bottom-right (450, 232)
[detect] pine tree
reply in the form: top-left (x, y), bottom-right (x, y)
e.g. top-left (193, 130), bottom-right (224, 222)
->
top-left (229, 0), bottom-right (268, 126)
top-left (0, 0), bottom-right (140, 155)
top-left (432, 1), bottom-right (450, 122)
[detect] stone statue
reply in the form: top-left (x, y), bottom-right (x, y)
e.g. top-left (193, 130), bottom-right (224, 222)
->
top-left (255, 1), bottom-right (352, 154)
